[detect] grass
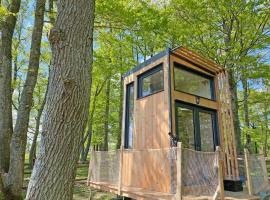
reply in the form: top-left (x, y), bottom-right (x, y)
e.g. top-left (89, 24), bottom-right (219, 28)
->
top-left (0, 154), bottom-right (114, 200)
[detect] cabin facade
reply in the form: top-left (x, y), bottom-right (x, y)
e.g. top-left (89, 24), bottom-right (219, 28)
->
top-left (87, 47), bottom-right (269, 200)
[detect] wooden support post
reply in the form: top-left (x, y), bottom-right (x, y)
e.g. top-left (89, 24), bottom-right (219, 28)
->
top-left (87, 149), bottom-right (94, 186)
top-left (118, 146), bottom-right (124, 195)
top-left (244, 148), bottom-right (253, 195)
top-left (217, 146), bottom-right (225, 200)
top-left (176, 142), bottom-right (182, 200)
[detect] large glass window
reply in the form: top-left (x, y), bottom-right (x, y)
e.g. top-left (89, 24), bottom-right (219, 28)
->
top-left (174, 63), bottom-right (214, 100)
top-left (138, 64), bottom-right (164, 98)
top-left (175, 102), bottom-right (218, 151)
top-left (125, 83), bottom-right (134, 149)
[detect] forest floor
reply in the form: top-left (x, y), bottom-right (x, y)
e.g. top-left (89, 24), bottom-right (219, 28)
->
top-left (1, 157), bottom-right (269, 200)
top-left (0, 156), bottom-right (114, 200)
top-left (23, 162), bottom-right (115, 200)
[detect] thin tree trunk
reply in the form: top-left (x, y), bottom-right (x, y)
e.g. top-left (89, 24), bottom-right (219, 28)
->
top-left (263, 106), bottom-right (269, 157)
top-left (1, 0), bottom-right (46, 198)
top-left (26, 0), bottom-right (95, 199)
top-left (241, 77), bottom-right (252, 151)
top-left (116, 76), bottom-right (123, 149)
top-left (0, 0), bottom-right (21, 174)
top-left (228, 70), bottom-right (242, 154)
top-left (29, 83), bottom-right (48, 169)
top-left (102, 79), bottom-right (111, 151)
top-left (242, 78), bottom-right (250, 127)
top-left (80, 80), bottom-right (107, 161)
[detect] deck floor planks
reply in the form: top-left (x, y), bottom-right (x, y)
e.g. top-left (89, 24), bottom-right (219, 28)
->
top-left (88, 181), bottom-right (260, 200)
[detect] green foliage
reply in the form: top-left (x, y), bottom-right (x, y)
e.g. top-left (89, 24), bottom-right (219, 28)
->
top-left (0, 5), bottom-right (10, 21)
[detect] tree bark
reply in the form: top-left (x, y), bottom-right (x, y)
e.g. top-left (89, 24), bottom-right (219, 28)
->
top-left (29, 83), bottom-right (48, 169)
top-left (102, 79), bottom-right (111, 151)
top-left (1, 0), bottom-right (46, 198)
top-left (0, 0), bottom-right (21, 174)
top-left (26, 0), bottom-right (95, 199)
top-left (228, 70), bottom-right (242, 154)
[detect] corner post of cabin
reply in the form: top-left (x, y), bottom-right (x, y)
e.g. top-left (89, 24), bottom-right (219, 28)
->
top-left (176, 142), bottom-right (182, 200)
top-left (244, 148), bottom-right (253, 195)
top-left (216, 146), bottom-right (225, 200)
top-left (118, 145), bottom-right (124, 195)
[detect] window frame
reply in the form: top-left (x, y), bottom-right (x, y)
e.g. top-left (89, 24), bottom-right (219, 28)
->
top-left (137, 64), bottom-right (164, 99)
top-left (173, 62), bottom-right (216, 101)
top-left (175, 101), bottom-right (219, 151)
top-left (124, 82), bottom-right (134, 149)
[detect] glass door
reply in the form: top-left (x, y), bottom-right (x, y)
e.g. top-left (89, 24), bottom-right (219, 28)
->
top-left (175, 102), bottom-right (219, 151)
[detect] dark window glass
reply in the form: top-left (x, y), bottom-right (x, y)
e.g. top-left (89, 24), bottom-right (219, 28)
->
top-left (176, 107), bottom-right (195, 149)
top-left (175, 102), bottom-right (218, 152)
top-left (138, 65), bottom-right (164, 98)
top-left (125, 83), bottom-right (134, 149)
top-left (174, 64), bottom-right (214, 99)
top-left (199, 112), bottom-right (215, 152)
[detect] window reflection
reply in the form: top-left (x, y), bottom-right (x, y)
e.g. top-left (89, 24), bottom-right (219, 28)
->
top-left (200, 112), bottom-right (214, 152)
top-left (174, 65), bottom-right (213, 99)
top-left (138, 65), bottom-right (164, 98)
top-left (176, 107), bottom-right (195, 149)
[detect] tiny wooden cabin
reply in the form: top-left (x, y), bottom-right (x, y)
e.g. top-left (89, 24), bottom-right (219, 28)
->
top-left (88, 47), bottom-right (259, 200)
top-left (121, 46), bottom-right (239, 178)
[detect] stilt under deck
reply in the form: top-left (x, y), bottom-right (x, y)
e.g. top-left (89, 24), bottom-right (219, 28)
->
top-left (88, 181), bottom-right (259, 200)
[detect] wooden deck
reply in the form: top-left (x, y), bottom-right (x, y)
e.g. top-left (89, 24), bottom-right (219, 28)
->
top-left (88, 181), bottom-right (260, 200)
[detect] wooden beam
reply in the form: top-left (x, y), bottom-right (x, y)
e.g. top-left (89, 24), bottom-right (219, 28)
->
top-left (244, 148), bottom-right (253, 195)
top-left (172, 51), bottom-right (218, 74)
top-left (118, 146), bottom-right (124, 195)
top-left (172, 91), bottom-right (218, 110)
top-left (170, 54), bottom-right (215, 77)
top-left (217, 146), bottom-right (225, 200)
top-left (179, 47), bottom-right (224, 71)
top-left (176, 142), bottom-right (182, 200)
top-left (173, 48), bottom-right (222, 73)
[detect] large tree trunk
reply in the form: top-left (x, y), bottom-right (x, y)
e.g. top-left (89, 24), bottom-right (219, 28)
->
top-left (29, 84), bottom-right (48, 169)
top-left (228, 70), bottom-right (242, 154)
top-left (102, 79), bottom-right (111, 151)
top-left (1, 0), bottom-right (46, 198)
top-left (0, 0), bottom-right (21, 174)
top-left (26, 0), bottom-right (95, 199)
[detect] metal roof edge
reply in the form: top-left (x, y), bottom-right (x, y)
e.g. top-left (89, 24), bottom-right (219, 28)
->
top-left (123, 48), bottom-right (171, 78)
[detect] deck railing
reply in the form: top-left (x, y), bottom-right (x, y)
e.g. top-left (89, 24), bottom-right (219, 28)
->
top-left (87, 143), bottom-right (225, 199)
top-left (244, 149), bottom-right (270, 195)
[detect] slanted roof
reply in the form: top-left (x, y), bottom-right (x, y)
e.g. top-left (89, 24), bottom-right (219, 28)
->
top-left (123, 46), bottom-right (225, 78)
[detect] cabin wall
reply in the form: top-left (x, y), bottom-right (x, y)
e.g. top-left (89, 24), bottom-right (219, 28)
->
top-left (122, 55), bottom-right (170, 149)
top-left (121, 55), bottom-right (171, 193)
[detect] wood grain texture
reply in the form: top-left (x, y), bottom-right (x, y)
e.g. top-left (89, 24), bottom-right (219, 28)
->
top-left (122, 55), bottom-right (171, 193)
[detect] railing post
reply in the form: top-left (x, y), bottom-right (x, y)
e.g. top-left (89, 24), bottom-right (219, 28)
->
top-left (244, 148), bottom-right (253, 195)
top-left (118, 145), bottom-right (124, 195)
top-left (87, 149), bottom-right (93, 186)
top-left (217, 146), bottom-right (225, 200)
top-left (176, 142), bottom-right (182, 200)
